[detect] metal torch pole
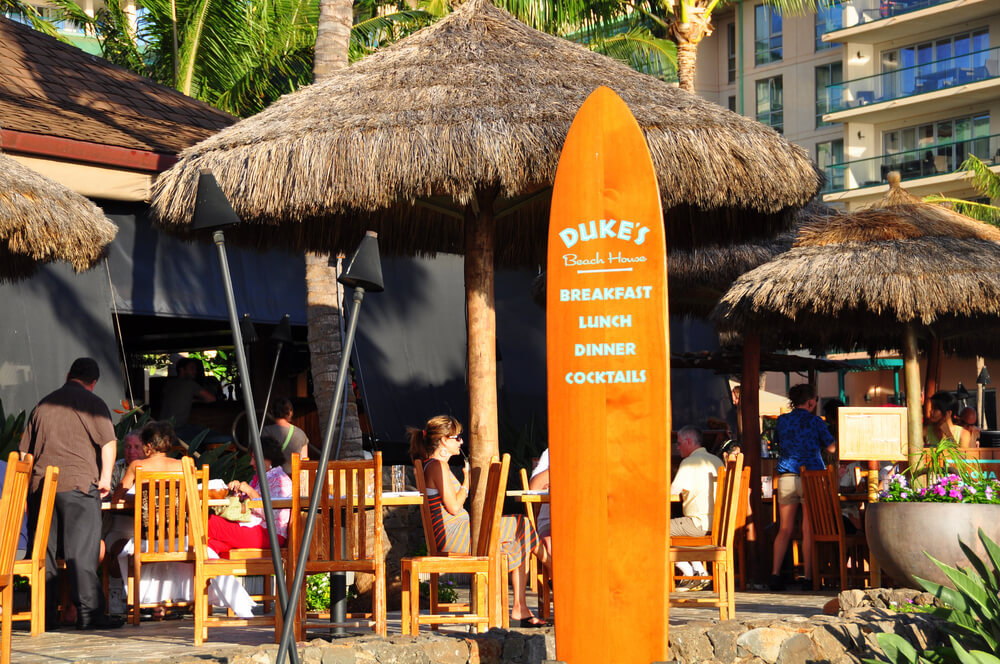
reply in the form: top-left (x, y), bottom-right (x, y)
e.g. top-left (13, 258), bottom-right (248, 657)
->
top-left (213, 231), bottom-right (298, 664)
top-left (276, 286), bottom-right (365, 664)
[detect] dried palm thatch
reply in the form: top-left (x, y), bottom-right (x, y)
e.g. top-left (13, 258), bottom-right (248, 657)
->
top-left (712, 173), bottom-right (1000, 352)
top-left (150, 0), bottom-right (821, 264)
top-left (0, 151), bottom-right (117, 281)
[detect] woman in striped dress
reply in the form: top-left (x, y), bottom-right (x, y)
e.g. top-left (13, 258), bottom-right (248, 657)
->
top-left (409, 415), bottom-right (547, 628)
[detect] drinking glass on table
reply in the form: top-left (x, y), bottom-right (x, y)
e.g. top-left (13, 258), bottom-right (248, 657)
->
top-left (391, 465), bottom-right (405, 493)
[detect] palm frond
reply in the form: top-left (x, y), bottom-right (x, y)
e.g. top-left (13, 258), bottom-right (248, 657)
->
top-left (959, 155), bottom-right (1000, 201)
top-left (595, 27), bottom-right (676, 78)
top-left (762, 0), bottom-right (826, 17)
top-left (350, 9), bottom-right (432, 61)
top-left (0, 0), bottom-right (64, 39)
top-left (925, 196), bottom-right (1000, 227)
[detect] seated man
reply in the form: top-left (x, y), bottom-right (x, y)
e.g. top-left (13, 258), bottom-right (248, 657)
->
top-left (671, 426), bottom-right (721, 591)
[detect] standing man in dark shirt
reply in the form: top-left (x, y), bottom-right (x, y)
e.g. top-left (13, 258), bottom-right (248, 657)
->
top-left (20, 358), bottom-right (124, 629)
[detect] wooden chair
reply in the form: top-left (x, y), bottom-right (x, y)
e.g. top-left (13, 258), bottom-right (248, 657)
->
top-left (671, 465), bottom-right (750, 592)
top-left (669, 453), bottom-right (743, 620)
top-left (519, 468), bottom-right (551, 620)
top-left (410, 458), bottom-right (472, 620)
top-left (286, 452), bottom-right (386, 639)
top-left (401, 454), bottom-right (511, 635)
top-left (181, 456), bottom-right (278, 646)
top-left (125, 468), bottom-right (198, 625)
top-left (0, 452), bottom-right (32, 664)
top-left (800, 465), bottom-right (869, 591)
top-left (10, 465), bottom-right (58, 636)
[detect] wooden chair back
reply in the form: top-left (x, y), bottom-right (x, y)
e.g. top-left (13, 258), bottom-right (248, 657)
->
top-left (712, 454), bottom-right (744, 550)
top-left (134, 468), bottom-right (192, 559)
top-left (800, 465), bottom-right (843, 540)
top-left (413, 458), bottom-right (441, 556)
top-left (178, 461), bottom-right (213, 563)
top-left (1, 452), bottom-right (32, 663)
top-left (289, 452), bottom-right (383, 565)
top-left (11, 465), bottom-right (58, 635)
top-left (0, 452), bottom-right (32, 579)
top-left (476, 455), bottom-right (509, 558)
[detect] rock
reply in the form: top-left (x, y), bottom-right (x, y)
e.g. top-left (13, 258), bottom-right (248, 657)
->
top-left (706, 621), bottom-right (745, 663)
top-left (838, 589), bottom-right (866, 612)
top-left (300, 646), bottom-right (323, 664)
top-left (823, 597), bottom-right (840, 615)
top-left (775, 634), bottom-right (820, 664)
top-left (320, 645), bottom-right (357, 664)
top-left (371, 641), bottom-right (430, 664)
top-left (422, 639), bottom-right (469, 664)
top-left (501, 633), bottom-right (525, 661)
top-left (522, 634), bottom-right (549, 664)
top-left (468, 635), bottom-right (503, 664)
top-left (668, 624), bottom-right (714, 663)
top-left (736, 627), bottom-right (790, 663)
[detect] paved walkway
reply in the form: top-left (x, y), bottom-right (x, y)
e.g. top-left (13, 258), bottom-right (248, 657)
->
top-left (10, 589), bottom-right (836, 663)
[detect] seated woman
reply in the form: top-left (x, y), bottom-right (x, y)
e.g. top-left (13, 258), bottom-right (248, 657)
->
top-left (206, 435), bottom-right (292, 557)
top-left (409, 415), bottom-right (548, 628)
top-left (924, 392), bottom-right (971, 448)
top-left (112, 421), bottom-right (188, 619)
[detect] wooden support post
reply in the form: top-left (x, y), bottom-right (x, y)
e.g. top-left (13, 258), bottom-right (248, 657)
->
top-left (741, 331), bottom-right (763, 583)
top-left (465, 189), bottom-right (499, 549)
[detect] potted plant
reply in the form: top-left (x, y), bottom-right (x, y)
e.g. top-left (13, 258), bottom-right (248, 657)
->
top-left (866, 442), bottom-right (1000, 589)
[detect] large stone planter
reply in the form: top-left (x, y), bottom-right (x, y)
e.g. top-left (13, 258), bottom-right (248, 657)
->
top-left (866, 501), bottom-right (1000, 589)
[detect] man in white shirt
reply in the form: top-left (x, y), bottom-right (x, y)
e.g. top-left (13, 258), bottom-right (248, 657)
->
top-left (529, 449), bottom-right (552, 573)
top-left (671, 426), bottom-right (721, 590)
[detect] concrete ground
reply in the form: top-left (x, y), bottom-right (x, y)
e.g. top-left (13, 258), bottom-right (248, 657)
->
top-left (9, 588), bottom-right (836, 663)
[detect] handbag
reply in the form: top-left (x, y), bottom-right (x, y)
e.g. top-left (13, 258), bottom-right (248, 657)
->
top-left (211, 494), bottom-right (252, 522)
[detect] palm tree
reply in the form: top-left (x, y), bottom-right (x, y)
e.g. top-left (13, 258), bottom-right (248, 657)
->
top-left (925, 155), bottom-right (1000, 226)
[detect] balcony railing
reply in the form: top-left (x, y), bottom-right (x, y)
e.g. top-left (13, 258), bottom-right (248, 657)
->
top-left (822, 133), bottom-right (1000, 194)
top-left (827, 47), bottom-right (1000, 113)
top-left (823, 0), bottom-right (954, 34)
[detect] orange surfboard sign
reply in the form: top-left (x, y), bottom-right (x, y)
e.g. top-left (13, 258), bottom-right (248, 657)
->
top-left (547, 86), bottom-right (671, 663)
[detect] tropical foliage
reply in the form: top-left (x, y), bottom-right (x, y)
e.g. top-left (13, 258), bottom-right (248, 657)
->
top-left (864, 528), bottom-right (1000, 664)
top-left (926, 156), bottom-right (1000, 227)
top-left (0, 398), bottom-right (27, 459)
top-left (878, 440), bottom-right (1000, 504)
top-left (48, 0), bottom-right (430, 116)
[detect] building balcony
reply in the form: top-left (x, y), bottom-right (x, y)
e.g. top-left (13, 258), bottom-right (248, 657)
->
top-left (822, 0), bottom-right (995, 44)
top-left (823, 47), bottom-right (1000, 123)
top-left (822, 132), bottom-right (1000, 194)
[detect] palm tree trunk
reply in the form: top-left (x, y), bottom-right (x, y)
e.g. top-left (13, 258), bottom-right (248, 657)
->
top-left (314, 0), bottom-right (352, 82)
top-left (464, 188), bottom-right (500, 548)
top-left (308, 0), bottom-right (363, 460)
top-left (676, 40), bottom-right (698, 93)
top-left (305, 252), bottom-right (363, 458)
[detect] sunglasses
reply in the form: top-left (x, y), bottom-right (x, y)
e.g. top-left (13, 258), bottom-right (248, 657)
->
top-left (447, 434), bottom-right (463, 441)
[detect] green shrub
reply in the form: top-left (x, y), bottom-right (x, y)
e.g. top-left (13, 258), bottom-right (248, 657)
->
top-left (0, 398), bottom-right (26, 458)
top-left (419, 578), bottom-right (459, 604)
top-left (864, 528), bottom-right (1000, 664)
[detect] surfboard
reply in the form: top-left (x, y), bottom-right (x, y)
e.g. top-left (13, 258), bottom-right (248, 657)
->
top-left (547, 86), bottom-right (671, 663)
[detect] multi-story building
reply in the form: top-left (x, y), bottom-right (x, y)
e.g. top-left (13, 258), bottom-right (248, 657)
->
top-left (699, 0), bottom-right (1000, 211)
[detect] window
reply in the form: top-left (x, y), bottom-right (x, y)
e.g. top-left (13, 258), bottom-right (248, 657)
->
top-left (756, 76), bottom-right (783, 133)
top-left (815, 2), bottom-right (843, 51)
top-left (881, 29), bottom-right (990, 98)
top-left (754, 4), bottom-right (782, 65)
top-left (815, 62), bottom-right (843, 128)
top-left (727, 23), bottom-right (737, 84)
top-left (882, 114), bottom-right (991, 179)
top-left (728, 96), bottom-right (737, 112)
top-left (817, 139), bottom-right (845, 192)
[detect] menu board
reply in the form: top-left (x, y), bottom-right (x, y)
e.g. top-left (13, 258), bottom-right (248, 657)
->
top-left (547, 86), bottom-right (670, 664)
top-left (838, 406), bottom-right (908, 461)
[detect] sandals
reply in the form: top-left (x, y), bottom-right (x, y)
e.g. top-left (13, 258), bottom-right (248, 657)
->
top-left (512, 616), bottom-right (551, 628)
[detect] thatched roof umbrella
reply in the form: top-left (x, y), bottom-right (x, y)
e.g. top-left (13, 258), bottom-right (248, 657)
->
top-left (150, 0), bottom-right (820, 528)
top-left (713, 172), bottom-right (1000, 465)
top-left (0, 150), bottom-right (117, 281)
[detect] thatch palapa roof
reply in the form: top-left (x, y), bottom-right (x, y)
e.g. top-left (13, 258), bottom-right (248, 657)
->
top-left (0, 150), bottom-right (117, 281)
top-left (712, 173), bottom-right (1000, 352)
top-left (151, 0), bottom-right (821, 264)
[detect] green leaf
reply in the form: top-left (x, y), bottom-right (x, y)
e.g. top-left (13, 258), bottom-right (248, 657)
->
top-left (874, 633), bottom-right (921, 664)
top-left (949, 635), bottom-right (1000, 664)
